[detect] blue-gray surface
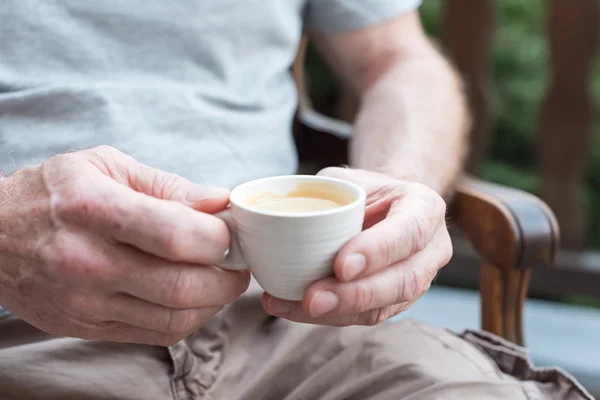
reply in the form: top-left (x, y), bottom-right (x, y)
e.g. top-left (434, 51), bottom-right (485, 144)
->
top-left (390, 286), bottom-right (600, 394)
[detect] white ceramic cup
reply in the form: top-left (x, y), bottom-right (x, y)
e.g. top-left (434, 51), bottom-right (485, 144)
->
top-left (216, 175), bottom-right (366, 301)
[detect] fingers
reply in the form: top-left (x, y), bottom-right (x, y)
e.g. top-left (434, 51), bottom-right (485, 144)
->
top-left (53, 176), bottom-right (231, 265)
top-left (121, 158), bottom-right (231, 213)
top-left (319, 165), bottom-right (447, 283)
top-left (323, 228), bottom-right (450, 316)
top-left (123, 264), bottom-right (250, 309)
top-left (83, 146), bottom-right (230, 212)
top-left (56, 288), bottom-right (223, 346)
top-left (262, 228), bottom-right (451, 324)
top-left (261, 294), bottom-right (411, 327)
top-left (110, 244), bottom-right (251, 309)
top-left (334, 188), bottom-right (446, 282)
top-left (52, 147), bottom-right (232, 264)
top-left (42, 225), bottom-right (250, 310)
top-left (108, 187), bottom-right (231, 264)
top-left (102, 293), bottom-right (221, 335)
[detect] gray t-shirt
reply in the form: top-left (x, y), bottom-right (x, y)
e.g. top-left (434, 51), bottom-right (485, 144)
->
top-left (0, 0), bottom-right (420, 189)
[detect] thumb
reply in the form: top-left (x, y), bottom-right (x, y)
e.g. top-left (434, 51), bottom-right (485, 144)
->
top-left (129, 164), bottom-right (230, 213)
top-left (85, 146), bottom-right (230, 213)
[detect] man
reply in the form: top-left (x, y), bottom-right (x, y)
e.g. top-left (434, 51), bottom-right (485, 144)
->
top-left (0, 1), bottom-right (591, 399)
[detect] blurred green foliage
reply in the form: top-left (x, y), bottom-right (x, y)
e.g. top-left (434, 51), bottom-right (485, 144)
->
top-left (307, 0), bottom-right (600, 249)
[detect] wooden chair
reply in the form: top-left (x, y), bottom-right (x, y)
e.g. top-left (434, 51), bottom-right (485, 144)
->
top-left (292, 38), bottom-right (559, 346)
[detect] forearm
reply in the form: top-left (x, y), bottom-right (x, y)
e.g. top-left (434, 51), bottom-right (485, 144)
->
top-left (350, 48), bottom-right (469, 197)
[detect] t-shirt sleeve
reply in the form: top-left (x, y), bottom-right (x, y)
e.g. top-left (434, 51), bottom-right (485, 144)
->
top-left (304, 0), bottom-right (422, 34)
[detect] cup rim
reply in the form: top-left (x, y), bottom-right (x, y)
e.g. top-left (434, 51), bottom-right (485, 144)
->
top-left (229, 175), bottom-right (366, 218)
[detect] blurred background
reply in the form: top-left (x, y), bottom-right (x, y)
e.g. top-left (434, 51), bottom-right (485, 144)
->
top-left (302, 0), bottom-right (600, 394)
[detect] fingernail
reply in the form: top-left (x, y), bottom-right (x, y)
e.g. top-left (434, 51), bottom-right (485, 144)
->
top-left (309, 291), bottom-right (339, 317)
top-left (185, 187), bottom-right (230, 204)
top-left (342, 253), bottom-right (366, 281)
top-left (268, 297), bottom-right (293, 315)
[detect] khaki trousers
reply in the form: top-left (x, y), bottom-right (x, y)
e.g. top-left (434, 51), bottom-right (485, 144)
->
top-left (0, 285), bottom-right (592, 400)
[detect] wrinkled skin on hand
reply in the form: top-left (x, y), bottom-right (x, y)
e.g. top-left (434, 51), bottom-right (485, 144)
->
top-left (263, 167), bottom-right (452, 327)
top-left (0, 146), bottom-right (249, 346)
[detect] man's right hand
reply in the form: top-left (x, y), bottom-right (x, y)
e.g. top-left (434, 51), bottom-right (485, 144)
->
top-left (0, 146), bottom-right (249, 346)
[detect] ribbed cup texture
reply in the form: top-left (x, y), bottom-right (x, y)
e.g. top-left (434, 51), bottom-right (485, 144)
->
top-left (232, 205), bottom-right (364, 300)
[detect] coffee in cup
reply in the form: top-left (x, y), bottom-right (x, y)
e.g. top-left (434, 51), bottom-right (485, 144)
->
top-left (245, 182), bottom-right (353, 213)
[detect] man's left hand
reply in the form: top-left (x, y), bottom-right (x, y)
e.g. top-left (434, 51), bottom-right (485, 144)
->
top-left (261, 167), bottom-right (452, 326)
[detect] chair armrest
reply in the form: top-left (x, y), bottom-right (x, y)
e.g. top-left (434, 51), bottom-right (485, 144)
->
top-left (451, 177), bottom-right (559, 344)
top-left (451, 176), bottom-right (559, 271)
